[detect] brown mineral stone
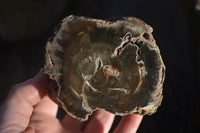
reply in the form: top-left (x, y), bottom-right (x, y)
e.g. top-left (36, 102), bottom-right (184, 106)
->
top-left (44, 15), bottom-right (165, 121)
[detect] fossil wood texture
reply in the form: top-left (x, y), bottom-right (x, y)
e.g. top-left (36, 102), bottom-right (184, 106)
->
top-left (44, 15), bottom-right (165, 121)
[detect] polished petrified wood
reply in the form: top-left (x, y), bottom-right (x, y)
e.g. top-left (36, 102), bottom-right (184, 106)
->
top-left (44, 15), bottom-right (165, 121)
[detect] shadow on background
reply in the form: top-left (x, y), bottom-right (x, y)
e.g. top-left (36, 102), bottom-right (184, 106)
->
top-left (0, 0), bottom-right (199, 132)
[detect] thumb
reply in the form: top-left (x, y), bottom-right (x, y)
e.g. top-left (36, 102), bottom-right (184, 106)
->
top-left (0, 70), bottom-right (50, 133)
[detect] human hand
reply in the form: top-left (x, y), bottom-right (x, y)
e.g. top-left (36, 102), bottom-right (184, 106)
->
top-left (0, 72), bottom-right (143, 133)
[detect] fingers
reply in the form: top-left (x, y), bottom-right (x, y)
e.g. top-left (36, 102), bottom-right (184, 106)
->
top-left (24, 95), bottom-right (60, 133)
top-left (84, 110), bottom-right (115, 133)
top-left (0, 71), bottom-right (50, 133)
top-left (114, 114), bottom-right (143, 133)
top-left (32, 96), bottom-right (58, 117)
top-left (25, 102), bottom-right (61, 133)
top-left (61, 114), bottom-right (83, 132)
top-left (61, 110), bottom-right (115, 133)
top-left (25, 110), bottom-right (62, 133)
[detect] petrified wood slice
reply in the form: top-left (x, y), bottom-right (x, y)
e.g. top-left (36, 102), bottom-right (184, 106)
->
top-left (44, 15), bottom-right (165, 121)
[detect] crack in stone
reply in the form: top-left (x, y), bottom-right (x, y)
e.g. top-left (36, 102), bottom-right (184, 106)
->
top-left (112, 32), bottom-right (143, 57)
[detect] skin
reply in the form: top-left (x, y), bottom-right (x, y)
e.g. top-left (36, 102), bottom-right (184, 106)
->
top-left (0, 71), bottom-right (143, 133)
